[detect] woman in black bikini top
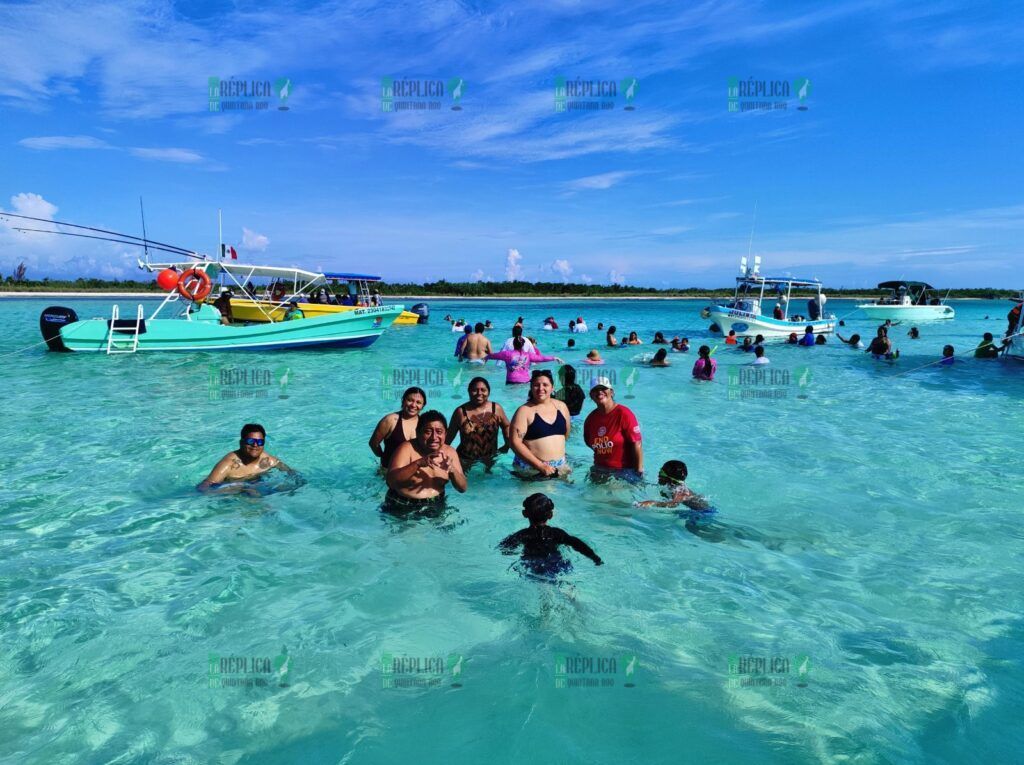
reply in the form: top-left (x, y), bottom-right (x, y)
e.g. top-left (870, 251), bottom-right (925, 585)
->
top-left (368, 387), bottom-right (426, 469)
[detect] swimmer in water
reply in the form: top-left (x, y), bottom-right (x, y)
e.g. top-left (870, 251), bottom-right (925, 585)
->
top-left (908, 327), bottom-right (920, 339)
top-left (939, 344), bottom-right (956, 366)
top-left (867, 327), bottom-right (899, 360)
top-left (837, 332), bottom-right (864, 349)
top-left (975, 332), bottom-right (1001, 359)
top-left (197, 423), bottom-right (295, 492)
top-left (635, 460), bottom-right (711, 511)
top-left (499, 493), bottom-right (603, 576)
top-left (385, 410), bottom-right (467, 514)
top-left (648, 348), bottom-right (671, 367)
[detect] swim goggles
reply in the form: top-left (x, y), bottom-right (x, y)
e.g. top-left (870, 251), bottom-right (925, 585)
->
top-left (243, 437), bottom-right (265, 446)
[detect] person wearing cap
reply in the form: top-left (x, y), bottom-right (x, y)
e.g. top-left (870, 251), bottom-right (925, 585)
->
top-left (583, 377), bottom-right (643, 481)
top-left (282, 300), bottom-right (304, 321)
top-left (213, 289), bottom-right (234, 325)
top-left (584, 349), bottom-right (604, 365)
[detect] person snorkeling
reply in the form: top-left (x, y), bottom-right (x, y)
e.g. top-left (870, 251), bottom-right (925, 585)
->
top-left (499, 493), bottom-right (603, 577)
top-left (635, 461), bottom-right (711, 511)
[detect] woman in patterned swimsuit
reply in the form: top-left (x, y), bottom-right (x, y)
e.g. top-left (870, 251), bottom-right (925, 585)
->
top-left (447, 377), bottom-right (511, 471)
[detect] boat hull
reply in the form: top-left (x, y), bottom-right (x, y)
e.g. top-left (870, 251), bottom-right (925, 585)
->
top-left (857, 304), bottom-right (954, 321)
top-left (707, 307), bottom-right (835, 339)
top-left (227, 298), bottom-right (420, 325)
top-left (56, 305), bottom-right (402, 352)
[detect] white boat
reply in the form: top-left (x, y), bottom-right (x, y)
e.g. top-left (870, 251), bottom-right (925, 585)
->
top-left (703, 257), bottom-right (836, 339)
top-left (857, 281), bottom-right (954, 321)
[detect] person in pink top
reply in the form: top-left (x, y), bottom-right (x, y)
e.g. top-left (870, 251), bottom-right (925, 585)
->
top-left (486, 336), bottom-right (562, 385)
top-left (692, 344), bottom-right (717, 380)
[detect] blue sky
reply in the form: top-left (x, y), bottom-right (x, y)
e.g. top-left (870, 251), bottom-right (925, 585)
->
top-left (1, 0), bottom-right (1022, 287)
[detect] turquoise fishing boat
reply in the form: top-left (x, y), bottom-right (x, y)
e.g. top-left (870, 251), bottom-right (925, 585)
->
top-left (39, 262), bottom-right (403, 353)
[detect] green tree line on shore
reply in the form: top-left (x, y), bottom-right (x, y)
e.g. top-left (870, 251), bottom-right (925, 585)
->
top-left (0, 274), bottom-right (1020, 299)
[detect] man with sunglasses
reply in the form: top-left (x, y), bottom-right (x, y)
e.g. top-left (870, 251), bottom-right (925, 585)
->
top-left (197, 424), bottom-right (292, 491)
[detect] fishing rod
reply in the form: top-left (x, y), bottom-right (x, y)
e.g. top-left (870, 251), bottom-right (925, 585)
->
top-left (9, 227), bottom-right (203, 259)
top-left (0, 212), bottom-right (196, 256)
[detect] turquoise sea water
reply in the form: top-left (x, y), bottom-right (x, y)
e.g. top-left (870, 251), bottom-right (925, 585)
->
top-left (2, 297), bottom-right (1023, 764)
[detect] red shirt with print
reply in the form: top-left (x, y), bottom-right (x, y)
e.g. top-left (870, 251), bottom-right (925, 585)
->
top-left (583, 404), bottom-right (642, 470)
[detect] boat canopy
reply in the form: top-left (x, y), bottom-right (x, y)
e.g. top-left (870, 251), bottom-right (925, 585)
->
top-left (877, 280), bottom-right (935, 291)
top-left (324, 272), bottom-right (383, 282)
top-left (142, 260), bottom-right (325, 283)
top-left (736, 275), bottom-right (823, 288)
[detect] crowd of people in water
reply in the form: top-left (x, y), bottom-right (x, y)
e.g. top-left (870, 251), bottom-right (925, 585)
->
top-left (198, 303), bottom-right (1023, 576)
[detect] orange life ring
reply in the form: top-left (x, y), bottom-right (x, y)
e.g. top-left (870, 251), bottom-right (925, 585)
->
top-left (177, 268), bottom-right (212, 302)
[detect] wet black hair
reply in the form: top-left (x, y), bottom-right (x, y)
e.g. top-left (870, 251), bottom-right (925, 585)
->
top-left (805, 325), bottom-right (814, 333)
top-left (754, 345), bottom-right (765, 357)
top-left (850, 334), bottom-right (861, 344)
top-left (402, 386), bottom-right (427, 404)
top-left (659, 460), bottom-right (688, 483)
top-left (530, 369), bottom-right (554, 385)
top-left (523, 492), bottom-right (554, 522)
top-left (513, 336), bottom-right (525, 350)
top-left (567, 338), bottom-right (576, 347)
top-left (415, 410), bottom-right (448, 438)
top-left (943, 344), bottom-right (955, 356)
top-left (464, 324), bottom-right (473, 334)
top-left (698, 345), bottom-right (711, 358)
top-left (512, 325), bottom-right (524, 337)
top-left (607, 325), bottom-right (617, 334)
top-left (241, 423), bottom-right (265, 438)
top-left (467, 376), bottom-right (490, 393)
top-left (474, 322), bottom-right (485, 333)
top-left (815, 334), bottom-right (827, 344)
top-left (652, 348), bottom-right (668, 362)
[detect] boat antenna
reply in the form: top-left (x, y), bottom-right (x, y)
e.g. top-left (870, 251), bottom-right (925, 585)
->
top-left (746, 201), bottom-right (758, 267)
top-left (139, 197), bottom-right (150, 264)
top-left (0, 212), bottom-right (195, 256)
top-left (9, 227), bottom-right (201, 258)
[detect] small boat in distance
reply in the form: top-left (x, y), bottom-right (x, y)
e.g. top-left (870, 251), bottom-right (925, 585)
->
top-left (704, 257), bottom-right (836, 339)
top-left (857, 281), bottom-right (954, 321)
top-left (39, 260), bottom-right (403, 353)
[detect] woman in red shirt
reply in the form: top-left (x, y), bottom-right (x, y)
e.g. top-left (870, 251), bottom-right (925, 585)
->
top-left (583, 377), bottom-right (643, 482)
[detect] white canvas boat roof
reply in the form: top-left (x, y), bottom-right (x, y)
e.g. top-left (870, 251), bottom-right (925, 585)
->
top-left (141, 260), bottom-right (326, 283)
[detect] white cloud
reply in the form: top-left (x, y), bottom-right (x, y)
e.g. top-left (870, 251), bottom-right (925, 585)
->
top-left (505, 247), bottom-right (523, 280)
top-left (18, 135), bottom-right (110, 150)
top-left (608, 269), bottom-right (626, 285)
top-left (551, 258), bottom-right (572, 281)
top-left (129, 147), bottom-right (204, 163)
top-left (470, 269), bottom-right (493, 282)
top-left (10, 192), bottom-right (58, 220)
top-left (241, 227), bottom-right (270, 251)
top-left (579, 273), bottom-right (594, 284)
top-left (563, 171), bottom-right (638, 192)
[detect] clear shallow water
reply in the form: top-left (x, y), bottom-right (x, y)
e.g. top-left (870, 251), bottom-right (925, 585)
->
top-left (1, 297), bottom-right (1022, 764)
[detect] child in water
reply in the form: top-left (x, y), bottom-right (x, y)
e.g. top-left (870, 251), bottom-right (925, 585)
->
top-left (499, 493), bottom-right (603, 576)
top-left (940, 344), bottom-right (956, 366)
top-left (635, 460), bottom-right (712, 512)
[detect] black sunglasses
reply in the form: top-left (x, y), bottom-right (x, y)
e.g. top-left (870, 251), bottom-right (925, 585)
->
top-left (243, 437), bottom-right (265, 447)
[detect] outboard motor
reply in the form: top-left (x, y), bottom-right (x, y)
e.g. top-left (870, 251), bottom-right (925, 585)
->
top-left (410, 302), bottom-right (429, 324)
top-left (40, 306), bottom-right (78, 351)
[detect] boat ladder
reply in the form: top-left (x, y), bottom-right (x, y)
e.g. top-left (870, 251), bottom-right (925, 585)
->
top-left (106, 305), bottom-right (145, 354)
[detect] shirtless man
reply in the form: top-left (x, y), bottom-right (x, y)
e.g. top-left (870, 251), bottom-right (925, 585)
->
top-left (384, 411), bottom-right (467, 513)
top-left (197, 424), bottom-right (293, 492)
top-left (462, 322), bottom-right (493, 363)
